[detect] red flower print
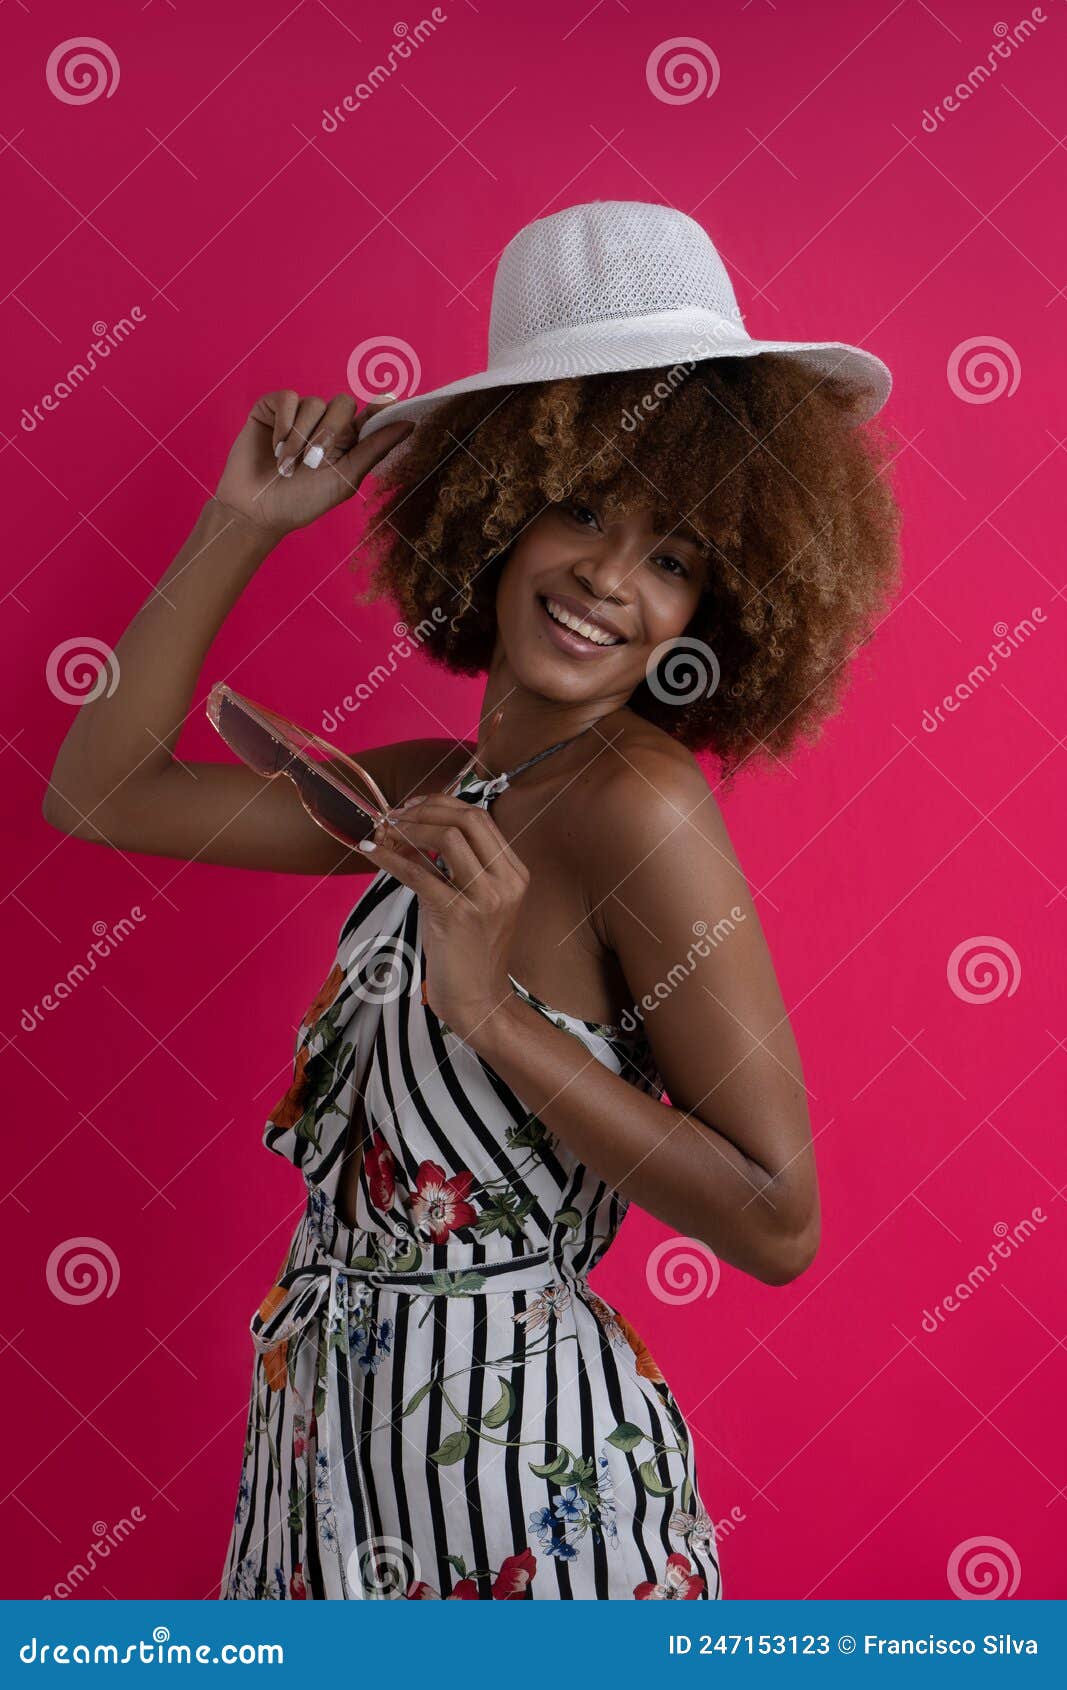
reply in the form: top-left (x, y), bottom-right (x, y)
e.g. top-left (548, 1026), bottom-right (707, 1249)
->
top-left (289, 1564), bottom-right (307, 1599)
top-left (634, 1552), bottom-right (705, 1600)
top-left (268, 1046), bottom-right (312, 1131)
top-left (303, 963), bottom-right (344, 1029)
top-left (365, 1131), bottom-right (396, 1211)
top-left (407, 1160), bottom-right (477, 1243)
top-left (614, 1309), bottom-right (666, 1385)
top-left (406, 1579), bottom-right (478, 1600)
top-left (256, 1283), bottom-right (289, 1392)
top-left (492, 1548), bottom-right (537, 1598)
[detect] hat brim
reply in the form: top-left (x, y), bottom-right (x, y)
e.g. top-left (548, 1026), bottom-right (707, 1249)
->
top-left (356, 313), bottom-right (892, 476)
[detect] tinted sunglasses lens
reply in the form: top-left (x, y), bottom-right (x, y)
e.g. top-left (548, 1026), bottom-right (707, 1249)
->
top-left (215, 694), bottom-right (283, 776)
top-left (291, 764), bottom-right (379, 843)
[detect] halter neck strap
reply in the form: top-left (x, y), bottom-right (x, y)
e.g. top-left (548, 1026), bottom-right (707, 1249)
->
top-left (461, 723), bottom-right (595, 796)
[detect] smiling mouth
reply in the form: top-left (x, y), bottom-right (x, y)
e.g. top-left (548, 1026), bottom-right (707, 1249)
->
top-left (538, 595), bottom-right (625, 649)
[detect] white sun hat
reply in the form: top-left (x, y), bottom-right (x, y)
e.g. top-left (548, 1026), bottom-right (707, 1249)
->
top-left (357, 199), bottom-right (892, 472)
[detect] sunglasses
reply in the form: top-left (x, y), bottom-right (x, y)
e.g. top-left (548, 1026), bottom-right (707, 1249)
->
top-left (206, 683), bottom-right (493, 852)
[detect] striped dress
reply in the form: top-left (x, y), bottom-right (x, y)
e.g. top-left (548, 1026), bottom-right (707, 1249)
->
top-left (219, 733), bottom-right (722, 1601)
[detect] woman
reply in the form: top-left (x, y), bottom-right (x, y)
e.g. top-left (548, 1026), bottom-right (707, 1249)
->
top-left (43, 202), bottom-right (901, 1600)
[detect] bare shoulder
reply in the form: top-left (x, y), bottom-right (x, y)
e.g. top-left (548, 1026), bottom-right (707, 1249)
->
top-left (563, 714), bottom-right (749, 952)
top-left (578, 712), bottom-right (733, 864)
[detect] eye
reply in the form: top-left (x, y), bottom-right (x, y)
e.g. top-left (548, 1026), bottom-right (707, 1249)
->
top-left (652, 552), bottom-right (690, 579)
top-left (563, 501), bottom-right (599, 529)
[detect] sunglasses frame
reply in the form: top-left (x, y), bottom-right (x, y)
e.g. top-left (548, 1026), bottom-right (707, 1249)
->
top-left (206, 682), bottom-right (487, 851)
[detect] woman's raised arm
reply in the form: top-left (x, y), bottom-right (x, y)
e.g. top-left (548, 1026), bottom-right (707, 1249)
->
top-left (42, 391), bottom-right (416, 874)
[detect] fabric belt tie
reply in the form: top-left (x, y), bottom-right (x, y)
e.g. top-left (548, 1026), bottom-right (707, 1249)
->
top-left (248, 1242), bottom-right (588, 1599)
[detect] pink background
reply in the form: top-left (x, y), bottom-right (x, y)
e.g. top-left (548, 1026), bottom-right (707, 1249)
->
top-left (3, 0), bottom-right (1064, 1601)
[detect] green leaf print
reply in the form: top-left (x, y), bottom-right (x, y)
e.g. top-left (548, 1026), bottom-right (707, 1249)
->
top-left (445, 1554), bottom-right (468, 1578)
top-left (430, 1429), bottom-right (471, 1465)
top-left (606, 1421), bottom-right (645, 1452)
top-left (552, 1207), bottom-right (583, 1230)
top-left (482, 1375), bottom-right (516, 1428)
top-left (473, 1192), bottom-right (536, 1240)
top-left (288, 1480), bottom-right (305, 1534)
top-left (402, 1378), bottom-right (435, 1417)
top-left (682, 1475), bottom-right (695, 1512)
top-left (639, 1459), bottom-right (676, 1497)
top-left (428, 1270), bottom-right (488, 1296)
top-left (529, 1448), bottom-right (571, 1481)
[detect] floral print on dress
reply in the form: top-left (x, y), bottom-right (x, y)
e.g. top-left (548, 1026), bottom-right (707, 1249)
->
top-left (222, 756), bottom-right (719, 1601)
top-left (634, 1552), bottom-right (705, 1600)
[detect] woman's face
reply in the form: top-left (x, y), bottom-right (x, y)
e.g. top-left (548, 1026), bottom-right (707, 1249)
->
top-left (492, 500), bottom-right (709, 709)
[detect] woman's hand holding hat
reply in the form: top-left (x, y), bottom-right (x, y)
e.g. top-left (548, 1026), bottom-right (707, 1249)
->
top-left (212, 390), bottom-right (414, 541)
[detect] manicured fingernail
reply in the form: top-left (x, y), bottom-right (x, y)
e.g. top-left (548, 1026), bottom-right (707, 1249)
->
top-left (357, 838), bottom-right (377, 852)
top-left (278, 456), bottom-right (295, 477)
top-left (380, 391), bottom-right (397, 402)
top-left (274, 441), bottom-right (286, 459)
top-left (303, 443), bottom-right (324, 469)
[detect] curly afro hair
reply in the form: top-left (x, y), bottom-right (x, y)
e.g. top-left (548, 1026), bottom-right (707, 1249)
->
top-left (353, 354), bottom-right (902, 785)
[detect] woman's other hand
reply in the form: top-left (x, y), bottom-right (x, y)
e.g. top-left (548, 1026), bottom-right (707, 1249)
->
top-left (213, 390), bottom-right (413, 538)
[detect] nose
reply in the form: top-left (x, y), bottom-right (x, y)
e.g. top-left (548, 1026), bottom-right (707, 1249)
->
top-left (572, 540), bottom-right (639, 606)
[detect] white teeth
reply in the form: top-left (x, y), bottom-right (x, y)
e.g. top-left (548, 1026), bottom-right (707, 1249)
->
top-left (543, 597), bottom-right (621, 646)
